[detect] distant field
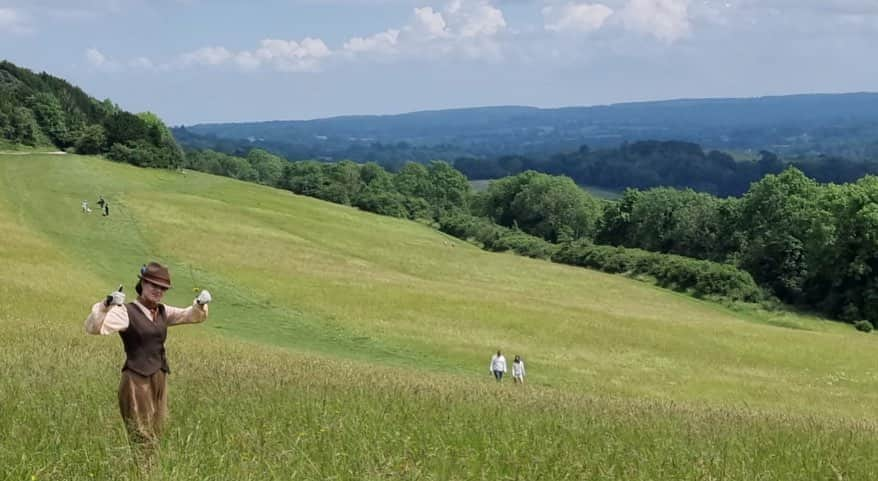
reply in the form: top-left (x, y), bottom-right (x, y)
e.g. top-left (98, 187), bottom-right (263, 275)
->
top-left (2, 153), bottom-right (878, 480)
top-left (470, 178), bottom-right (621, 199)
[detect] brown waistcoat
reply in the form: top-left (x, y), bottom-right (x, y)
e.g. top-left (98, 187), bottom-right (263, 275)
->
top-left (119, 303), bottom-right (170, 376)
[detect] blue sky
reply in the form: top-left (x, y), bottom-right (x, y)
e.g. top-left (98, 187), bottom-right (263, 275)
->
top-left (1, 0), bottom-right (876, 125)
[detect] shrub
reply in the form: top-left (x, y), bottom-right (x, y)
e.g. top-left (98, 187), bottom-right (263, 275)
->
top-left (437, 213), bottom-right (556, 259)
top-left (854, 320), bottom-right (873, 333)
top-left (554, 240), bottom-right (763, 302)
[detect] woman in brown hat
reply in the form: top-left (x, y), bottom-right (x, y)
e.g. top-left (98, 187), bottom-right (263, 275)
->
top-left (84, 261), bottom-right (212, 453)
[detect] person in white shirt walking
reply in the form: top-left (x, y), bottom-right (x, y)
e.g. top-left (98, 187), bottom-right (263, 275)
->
top-left (512, 355), bottom-right (525, 384)
top-left (489, 350), bottom-right (507, 381)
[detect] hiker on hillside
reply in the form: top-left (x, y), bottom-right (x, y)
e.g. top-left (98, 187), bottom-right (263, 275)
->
top-left (97, 195), bottom-right (109, 216)
top-left (81, 200), bottom-right (91, 213)
top-left (84, 262), bottom-right (212, 456)
top-left (512, 355), bottom-right (526, 384)
top-left (489, 350), bottom-right (507, 382)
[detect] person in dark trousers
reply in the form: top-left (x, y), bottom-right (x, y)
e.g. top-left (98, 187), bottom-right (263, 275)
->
top-left (489, 350), bottom-right (507, 381)
top-left (84, 262), bottom-right (212, 460)
top-left (97, 195), bottom-right (109, 216)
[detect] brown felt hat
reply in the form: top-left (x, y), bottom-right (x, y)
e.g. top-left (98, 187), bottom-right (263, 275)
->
top-left (139, 262), bottom-right (172, 289)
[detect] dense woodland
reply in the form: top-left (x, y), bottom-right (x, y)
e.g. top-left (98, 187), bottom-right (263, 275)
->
top-left (3, 60), bottom-right (877, 327)
top-left (454, 141), bottom-right (878, 197)
top-left (0, 61), bottom-right (182, 168)
top-left (176, 128), bottom-right (878, 197)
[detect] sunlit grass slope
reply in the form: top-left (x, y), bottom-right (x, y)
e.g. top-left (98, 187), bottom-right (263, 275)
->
top-left (2, 153), bottom-right (878, 480)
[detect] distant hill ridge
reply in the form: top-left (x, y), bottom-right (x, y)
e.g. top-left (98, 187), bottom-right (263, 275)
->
top-left (181, 92), bottom-right (878, 159)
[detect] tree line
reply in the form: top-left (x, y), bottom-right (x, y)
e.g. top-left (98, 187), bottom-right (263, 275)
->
top-left (453, 141), bottom-right (878, 197)
top-left (179, 147), bottom-right (878, 327)
top-left (175, 125), bottom-right (878, 198)
top-left (0, 61), bottom-right (182, 167)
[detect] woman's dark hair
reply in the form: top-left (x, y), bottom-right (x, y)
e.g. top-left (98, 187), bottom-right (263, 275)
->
top-left (514, 355), bottom-right (521, 362)
top-left (135, 280), bottom-right (142, 295)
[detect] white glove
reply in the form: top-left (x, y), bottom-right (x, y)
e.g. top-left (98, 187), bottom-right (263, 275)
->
top-left (195, 290), bottom-right (212, 305)
top-left (105, 288), bottom-right (125, 307)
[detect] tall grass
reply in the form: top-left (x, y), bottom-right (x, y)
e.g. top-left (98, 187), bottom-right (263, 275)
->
top-left (2, 153), bottom-right (878, 480)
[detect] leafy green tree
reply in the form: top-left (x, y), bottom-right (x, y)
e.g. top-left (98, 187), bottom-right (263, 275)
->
top-left (219, 154), bottom-right (257, 181)
top-left (280, 161), bottom-right (328, 197)
top-left (509, 173), bottom-right (601, 242)
top-left (393, 162), bottom-right (432, 199)
top-left (425, 161), bottom-right (470, 216)
top-left (477, 171), bottom-right (601, 242)
top-left (74, 124), bottom-right (107, 154)
top-left (184, 149), bottom-right (228, 175)
top-left (325, 160), bottom-right (364, 205)
top-left (28, 92), bottom-right (69, 146)
top-left (359, 162), bottom-right (394, 189)
top-left (247, 148), bottom-right (285, 186)
top-left (595, 189), bottom-right (640, 246)
top-left (738, 168), bottom-right (830, 302)
top-left (10, 106), bottom-right (42, 145)
top-left (104, 111), bottom-right (149, 147)
top-left (815, 177), bottom-right (878, 323)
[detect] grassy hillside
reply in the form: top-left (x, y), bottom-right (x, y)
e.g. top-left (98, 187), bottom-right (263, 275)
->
top-left (2, 153), bottom-right (878, 480)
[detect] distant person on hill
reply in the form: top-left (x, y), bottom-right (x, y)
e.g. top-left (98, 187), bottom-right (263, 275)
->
top-left (84, 262), bottom-right (212, 458)
top-left (81, 200), bottom-right (91, 213)
top-left (512, 355), bottom-right (525, 384)
top-left (489, 350), bottom-right (507, 381)
top-left (97, 195), bottom-right (109, 216)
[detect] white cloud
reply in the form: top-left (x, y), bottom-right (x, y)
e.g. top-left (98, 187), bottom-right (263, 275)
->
top-left (455, 1), bottom-right (506, 37)
top-left (342, 0), bottom-right (508, 61)
top-left (250, 38), bottom-right (332, 72)
top-left (543, 2), bottom-right (614, 33)
top-left (343, 29), bottom-right (401, 54)
top-left (175, 38), bottom-right (332, 72)
top-left (86, 48), bottom-right (107, 66)
top-left (413, 6), bottom-right (449, 38)
top-left (619, 0), bottom-right (691, 42)
top-left (181, 46), bottom-right (232, 66)
top-left (0, 7), bottom-right (32, 34)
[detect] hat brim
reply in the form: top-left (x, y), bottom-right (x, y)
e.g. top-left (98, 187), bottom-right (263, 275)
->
top-left (139, 275), bottom-right (172, 289)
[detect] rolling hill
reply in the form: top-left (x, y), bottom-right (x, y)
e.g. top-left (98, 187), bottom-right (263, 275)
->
top-left (178, 93), bottom-right (878, 159)
top-left (2, 153), bottom-right (877, 480)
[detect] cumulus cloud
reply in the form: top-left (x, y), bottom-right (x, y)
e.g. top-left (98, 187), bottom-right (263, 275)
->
top-left (180, 46), bottom-right (232, 66)
top-left (246, 38), bottom-right (332, 72)
top-left (342, 0), bottom-right (508, 61)
top-left (413, 6), bottom-right (449, 38)
top-left (172, 39), bottom-right (332, 72)
top-left (343, 29), bottom-right (401, 54)
top-left (543, 2), bottom-right (614, 33)
top-left (619, 0), bottom-right (691, 42)
top-left (456, 1), bottom-right (507, 37)
top-left (85, 47), bottom-right (107, 66)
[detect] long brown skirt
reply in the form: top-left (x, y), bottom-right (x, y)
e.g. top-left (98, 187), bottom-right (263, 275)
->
top-left (118, 369), bottom-right (168, 446)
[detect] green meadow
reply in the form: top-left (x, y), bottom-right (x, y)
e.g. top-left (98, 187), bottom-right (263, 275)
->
top-left (2, 153), bottom-right (878, 480)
